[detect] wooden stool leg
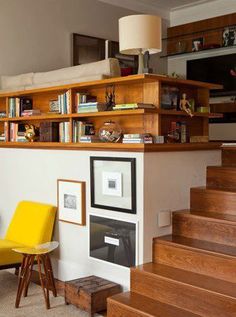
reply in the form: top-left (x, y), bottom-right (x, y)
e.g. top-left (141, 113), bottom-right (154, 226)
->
top-left (37, 255), bottom-right (50, 309)
top-left (45, 254), bottom-right (57, 297)
top-left (23, 255), bottom-right (35, 297)
top-left (15, 255), bottom-right (31, 308)
top-left (41, 255), bottom-right (50, 302)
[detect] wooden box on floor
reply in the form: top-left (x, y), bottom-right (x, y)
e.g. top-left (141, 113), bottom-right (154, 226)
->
top-left (65, 275), bottom-right (121, 317)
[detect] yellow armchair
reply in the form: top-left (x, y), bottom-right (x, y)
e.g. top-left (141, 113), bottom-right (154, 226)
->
top-left (0, 201), bottom-right (57, 269)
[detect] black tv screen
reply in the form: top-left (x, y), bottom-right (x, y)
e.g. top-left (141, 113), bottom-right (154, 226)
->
top-left (187, 53), bottom-right (236, 96)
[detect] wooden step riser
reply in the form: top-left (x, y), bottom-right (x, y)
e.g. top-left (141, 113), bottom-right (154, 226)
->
top-left (153, 243), bottom-right (236, 283)
top-left (107, 299), bottom-right (147, 317)
top-left (207, 167), bottom-right (236, 190)
top-left (190, 188), bottom-right (236, 215)
top-left (131, 269), bottom-right (236, 317)
top-left (222, 150), bottom-right (236, 167)
top-left (173, 214), bottom-right (236, 247)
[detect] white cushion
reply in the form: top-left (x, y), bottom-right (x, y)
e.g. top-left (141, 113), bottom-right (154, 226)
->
top-left (1, 72), bottom-right (33, 89)
top-left (33, 58), bottom-right (120, 85)
top-left (28, 74), bottom-right (108, 90)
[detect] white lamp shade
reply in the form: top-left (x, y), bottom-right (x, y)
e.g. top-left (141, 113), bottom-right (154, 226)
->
top-left (119, 15), bottom-right (162, 55)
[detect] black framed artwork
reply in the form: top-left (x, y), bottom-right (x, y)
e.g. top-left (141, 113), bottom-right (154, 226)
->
top-left (90, 215), bottom-right (137, 267)
top-left (90, 157), bottom-right (136, 214)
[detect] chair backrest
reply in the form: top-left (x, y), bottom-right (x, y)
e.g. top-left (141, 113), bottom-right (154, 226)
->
top-left (5, 201), bottom-right (57, 247)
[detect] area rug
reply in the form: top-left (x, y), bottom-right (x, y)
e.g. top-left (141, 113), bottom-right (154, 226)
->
top-left (0, 271), bottom-right (102, 317)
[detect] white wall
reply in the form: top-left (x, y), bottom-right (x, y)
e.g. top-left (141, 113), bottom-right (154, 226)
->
top-left (0, 0), bottom-right (136, 75)
top-left (0, 148), bottom-right (144, 289)
top-left (170, 0), bottom-right (236, 26)
top-left (143, 150), bottom-right (221, 262)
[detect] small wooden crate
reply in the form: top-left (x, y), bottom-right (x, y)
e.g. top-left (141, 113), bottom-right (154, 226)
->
top-left (65, 275), bottom-right (121, 316)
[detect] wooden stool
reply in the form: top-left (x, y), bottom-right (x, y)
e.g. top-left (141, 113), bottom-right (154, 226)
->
top-left (65, 275), bottom-right (121, 317)
top-left (13, 241), bottom-right (59, 309)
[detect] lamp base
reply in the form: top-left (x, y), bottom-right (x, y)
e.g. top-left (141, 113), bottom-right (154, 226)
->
top-left (138, 51), bottom-right (152, 74)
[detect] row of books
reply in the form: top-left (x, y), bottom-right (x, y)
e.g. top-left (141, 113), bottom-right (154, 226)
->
top-left (58, 90), bottom-right (71, 114)
top-left (59, 122), bottom-right (70, 143)
top-left (10, 123), bottom-right (27, 142)
top-left (73, 121), bottom-right (95, 142)
top-left (8, 97), bottom-right (32, 118)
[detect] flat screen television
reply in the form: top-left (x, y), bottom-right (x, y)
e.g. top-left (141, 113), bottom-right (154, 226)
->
top-left (187, 53), bottom-right (236, 96)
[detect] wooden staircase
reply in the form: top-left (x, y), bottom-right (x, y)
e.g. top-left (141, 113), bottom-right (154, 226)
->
top-left (107, 147), bottom-right (236, 317)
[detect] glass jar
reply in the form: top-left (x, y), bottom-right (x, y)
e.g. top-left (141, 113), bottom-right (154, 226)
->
top-left (99, 120), bottom-right (122, 143)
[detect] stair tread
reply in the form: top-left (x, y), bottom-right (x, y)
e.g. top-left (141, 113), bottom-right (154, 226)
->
top-left (109, 291), bottom-right (200, 317)
top-left (192, 186), bottom-right (236, 193)
top-left (154, 235), bottom-right (236, 258)
top-left (174, 210), bottom-right (236, 223)
top-left (134, 262), bottom-right (236, 299)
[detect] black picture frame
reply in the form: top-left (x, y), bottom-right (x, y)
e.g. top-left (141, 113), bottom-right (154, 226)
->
top-left (90, 157), bottom-right (136, 214)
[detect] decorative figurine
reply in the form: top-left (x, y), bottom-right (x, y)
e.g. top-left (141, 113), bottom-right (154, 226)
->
top-left (99, 120), bottom-right (122, 143)
top-left (179, 93), bottom-right (194, 117)
top-left (105, 85), bottom-right (115, 111)
top-left (24, 124), bottom-right (38, 142)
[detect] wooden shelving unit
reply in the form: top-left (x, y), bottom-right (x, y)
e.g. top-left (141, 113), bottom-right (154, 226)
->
top-left (0, 74), bottom-right (222, 152)
top-left (165, 12), bottom-right (236, 56)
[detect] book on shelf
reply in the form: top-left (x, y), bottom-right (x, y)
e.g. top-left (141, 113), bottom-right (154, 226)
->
top-left (0, 134), bottom-right (5, 142)
top-left (58, 90), bottom-right (71, 114)
top-left (73, 121), bottom-right (95, 142)
top-left (8, 97), bottom-right (32, 118)
top-left (122, 133), bottom-right (153, 144)
top-left (9, 123), bottom-right (27, 142)
top-left (59, 122), bottom-right (70, 143)
top-left (76, 93), bottom-right (97, 110)
top-left (21, 109), bottom-right (41, 116)
top-left (77, 102), bottom-right (107, 113)
top-left (113, 103), bottom-right (156, 110)
top-left (79, 135), bottom-right (101, 143)
top-left (39, 122), bottom-right (59, 142)
top-left (0, 111), bottom-right (7, 118)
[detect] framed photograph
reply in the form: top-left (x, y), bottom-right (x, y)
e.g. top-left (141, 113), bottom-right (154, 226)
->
top-left (90, 157), bottom-right (136, 214)
top-left (223, 26), bottom-right (236, 47)
top-left (57, 179), bottom-right (86, 225)
top-left (89, 215), bottom-right (138, 268)
top-left (192, 37), bottom-right (204, 52)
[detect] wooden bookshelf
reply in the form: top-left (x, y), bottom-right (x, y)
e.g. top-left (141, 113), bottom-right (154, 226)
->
top-left (0, 74), bottom-right (222, 152)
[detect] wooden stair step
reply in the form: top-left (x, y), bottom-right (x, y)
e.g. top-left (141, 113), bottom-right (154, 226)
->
top-left (207, 166), bottom-right (236, 190)
top-left (173, 210), bottom-right (236, 246)
top-left (222, 148), bottom-right (236, 166)
top-left (153, 235), bottom-right (236, 282)
top-left (131, 263), bottom-right (236, 317)
top-left (190, 186), bottom-right (236, 215)
top-left (107, 292), bottom-right (200, 317)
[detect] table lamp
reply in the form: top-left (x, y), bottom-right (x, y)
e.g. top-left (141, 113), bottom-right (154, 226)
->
top-left (119, 15), bottom-right (162, 74)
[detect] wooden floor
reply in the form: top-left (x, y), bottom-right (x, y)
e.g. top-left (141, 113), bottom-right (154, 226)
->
top-left (107, 147), bottom-right (236, 316)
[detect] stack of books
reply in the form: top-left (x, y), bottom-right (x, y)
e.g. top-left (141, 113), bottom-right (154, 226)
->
top-left (58, 90), bottom-right (71, 114)
top-left (10, 123), bottom-right (27, 142)
top-left (75, 93), bottom-right (96, 111)
top-left (79, 135), bottom-right (100, 143)
top-left (59, 122), bottom-right (70, 143)
top-left (113, 103), bottom-right (156, 111)
top-left (73, 121), bottom-right (95, 142)
top-left (0, 111), bottom-right (6, 118)
top-left (22, 109), bottom-right (41, 117)
top-left (8, 97), bottom-right (32, 117)
top-left (0, 133), bottom-right (5, 142)
top-left (77, 102), bottom-right (107, 113)
top-left (122, 133), bottom-right (153, 144)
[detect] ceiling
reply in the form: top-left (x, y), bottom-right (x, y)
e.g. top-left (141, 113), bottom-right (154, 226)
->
top-left (99, 0), bottom-right (216, 16)
top-left (135, 0), bottom-right (215, 11)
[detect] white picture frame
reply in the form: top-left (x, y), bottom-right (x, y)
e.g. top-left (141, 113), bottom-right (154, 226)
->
top-left (57, 179), bottom-right (86, 226)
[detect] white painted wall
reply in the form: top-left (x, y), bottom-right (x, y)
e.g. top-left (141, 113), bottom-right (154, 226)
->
top-left (0, 0), bottom-right (136, 76)
top-left (170, 0), bottom-right (236, 26)
top-left (0, 148), bottom-right (143, 289)
top-left (143, 150), bottom-right (221, 262)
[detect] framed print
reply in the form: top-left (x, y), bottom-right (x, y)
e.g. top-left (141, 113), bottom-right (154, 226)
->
top-left (90, 157), bottom-right (136, 214)
top-left (223, 26), bottom-right (236, 47)
top-left (57, 179), bottom-right (86, 225)
top-left (89, 215), bottom-right (137, 267)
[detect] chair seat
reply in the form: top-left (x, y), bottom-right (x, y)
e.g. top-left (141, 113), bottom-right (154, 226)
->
top-left (0, 239), bottom-right (24, 266)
